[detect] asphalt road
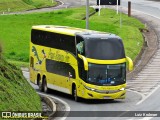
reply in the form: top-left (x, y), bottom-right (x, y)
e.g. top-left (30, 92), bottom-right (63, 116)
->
top-left (23, 71), bottom-right (141, 120)
top-left (75, 0), bottom-right (160, 18)
top-left (22, 0), bottom-right (160, 120)
top-left (121, 0), bottom-right (160, 18)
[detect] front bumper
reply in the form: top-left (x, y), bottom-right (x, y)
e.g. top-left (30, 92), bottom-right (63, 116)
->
top-left (81, 88), bottom-right (126, 99)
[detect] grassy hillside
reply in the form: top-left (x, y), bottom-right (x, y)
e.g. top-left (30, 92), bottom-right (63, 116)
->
top-left (0, 7), bottom-right (144, 66)
top-left (0, 47), bottom-right (41, 111)
top-left (0, 0), bottom-right (57, 13)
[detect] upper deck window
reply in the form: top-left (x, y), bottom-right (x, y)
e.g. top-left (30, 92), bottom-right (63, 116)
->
top-left (31, 29), bottom-right (76, 55)
top-left (85, 37), bottom-right (125, 60)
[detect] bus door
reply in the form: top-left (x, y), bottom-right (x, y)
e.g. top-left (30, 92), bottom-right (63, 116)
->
top-left (65, 72), bottom-right (73, 94)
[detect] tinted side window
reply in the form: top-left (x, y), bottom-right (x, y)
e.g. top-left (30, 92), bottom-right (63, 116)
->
top-left (46, 59), bottom-right (76, 78)
top-left (76, 36), bottom-right (85, 56)
top-left (31, 29), bottom-right (60, 48)
top-left (31, 29), bottom-right (76, 55)
top-left (60, 35), bottom-right (76, 55)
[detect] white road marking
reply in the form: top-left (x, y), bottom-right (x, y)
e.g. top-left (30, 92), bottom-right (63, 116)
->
top-left (127, 89), bottom-right (146, 102)
top-left (136, 85), bottom-right (160, 105)
top-left (139, 117), bottom-right (153, 120)
top-left (127, 118), bottom-right (153, 120)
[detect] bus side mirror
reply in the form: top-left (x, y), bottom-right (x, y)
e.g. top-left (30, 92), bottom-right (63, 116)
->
top-left (69, 72), bottom-right (72, 78)
top-left (78, 54), bottom-right (88, 71)
top-left (126, 56), bottom-right (133, 71)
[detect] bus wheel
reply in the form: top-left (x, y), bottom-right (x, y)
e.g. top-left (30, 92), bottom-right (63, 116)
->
top-left (73, 87), bottom-right (80, 102)
top-left (38, 79), bottom-right (43, 92)
top-left (42, 77), bottom-right (48, 93)
top-left (39, 83), bottom-right (43, 92)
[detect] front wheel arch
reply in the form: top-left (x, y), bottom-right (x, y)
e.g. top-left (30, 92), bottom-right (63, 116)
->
top-left (72, 83), bottom-right (80, 102)
top-left (37, 74), bottom-right (41, 85)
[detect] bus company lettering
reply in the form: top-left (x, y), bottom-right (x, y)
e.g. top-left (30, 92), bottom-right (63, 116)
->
top-left (48, 49), bottom-right (70, 62)
top-left (32, 46), bottom-right (46, 65)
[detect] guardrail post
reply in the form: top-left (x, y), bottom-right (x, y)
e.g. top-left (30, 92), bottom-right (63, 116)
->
top-left (86, 0), bottom-right (89, 29)
top-left (128, 1), bottom-right (131, 17)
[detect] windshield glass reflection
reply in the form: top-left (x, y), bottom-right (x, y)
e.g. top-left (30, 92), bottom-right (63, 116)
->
top-left (87, 63), bottom-right (126, 86)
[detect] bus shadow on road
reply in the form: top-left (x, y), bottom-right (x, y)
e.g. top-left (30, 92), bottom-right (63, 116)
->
top-left (43, 88), bottom-right (124, 104)
top-left (80, 99), bottom-right (124, 104)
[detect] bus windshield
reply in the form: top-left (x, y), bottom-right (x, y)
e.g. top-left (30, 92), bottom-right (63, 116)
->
top-left (87, 63), bottom-right (126, 86)
top-left (85, 38), bottom-right (125, 60)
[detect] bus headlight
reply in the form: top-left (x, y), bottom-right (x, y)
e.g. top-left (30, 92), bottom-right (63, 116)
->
top-left (84, 85), bottom-right (125, 93)
top-left (84, 85), bottom-right (95, 91)
top-left (119, 88), bottom-right (125, 91)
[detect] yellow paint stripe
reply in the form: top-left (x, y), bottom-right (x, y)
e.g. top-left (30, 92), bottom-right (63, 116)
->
top-left (126, 56), bottom-right (133, 71)
top-left (86, 58), bottom-right (127, 64)
top-left (32, 27), bottom-right (75, 36)
top-left (32, 25), bottom-right (89, 36)
top-left (78, 54), bottom-right (127, 71)
top-left (32, 25), bottom-right (106, 37)
top-left (78, 54), bottom-right (88, 70)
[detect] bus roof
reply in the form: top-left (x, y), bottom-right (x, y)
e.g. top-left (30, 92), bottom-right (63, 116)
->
top-left (32, 25), bottom-right (110, 36)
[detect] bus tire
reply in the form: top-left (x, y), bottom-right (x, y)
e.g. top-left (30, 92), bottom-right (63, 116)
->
top-left (38, 75), bottom-right (44, 92)
top-left (37, 74), bottom-right (41, 85)
top-left (42, 77), bottom-right (48, 93)
top-left (73, 86), bottom-right (80, 102)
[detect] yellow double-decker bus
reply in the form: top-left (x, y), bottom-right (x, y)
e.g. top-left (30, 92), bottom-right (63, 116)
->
top-left (30, 25), bottom-right (133, 101)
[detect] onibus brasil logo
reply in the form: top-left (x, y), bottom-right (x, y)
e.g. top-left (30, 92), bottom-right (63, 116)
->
top-left (1, 112), bottom-right (48, 119)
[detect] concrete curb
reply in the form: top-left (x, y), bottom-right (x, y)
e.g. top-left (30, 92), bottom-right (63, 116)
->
top-left (39, 94), bottom-right (57, 119)
top-left (126, 31), bottom-right (147, 79)
top-left (127, 27), bottom-right (157, 79)
top-left (21, 67), bottom-right (29, 72)
top-left (126, 10), bottom-right (158, 80)
top-left (38, 92), bottom-right (70, 120)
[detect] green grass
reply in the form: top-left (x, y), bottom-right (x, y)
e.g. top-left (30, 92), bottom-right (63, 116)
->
top-left (0, 7), bottom-right (145, 66)
top-left (0, 0), bottom-right (57, 13)
top-left (8, 60), bottom-right (29, 68)
top-left (0, 57), bottom-right (41, 112)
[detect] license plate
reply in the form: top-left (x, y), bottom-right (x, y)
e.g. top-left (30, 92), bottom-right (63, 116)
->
top-left (103, 97), bottom-right (110, 99)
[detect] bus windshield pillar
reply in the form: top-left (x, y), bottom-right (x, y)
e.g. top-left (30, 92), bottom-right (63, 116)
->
top-left (78, 54), bottom-right (88, 71)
